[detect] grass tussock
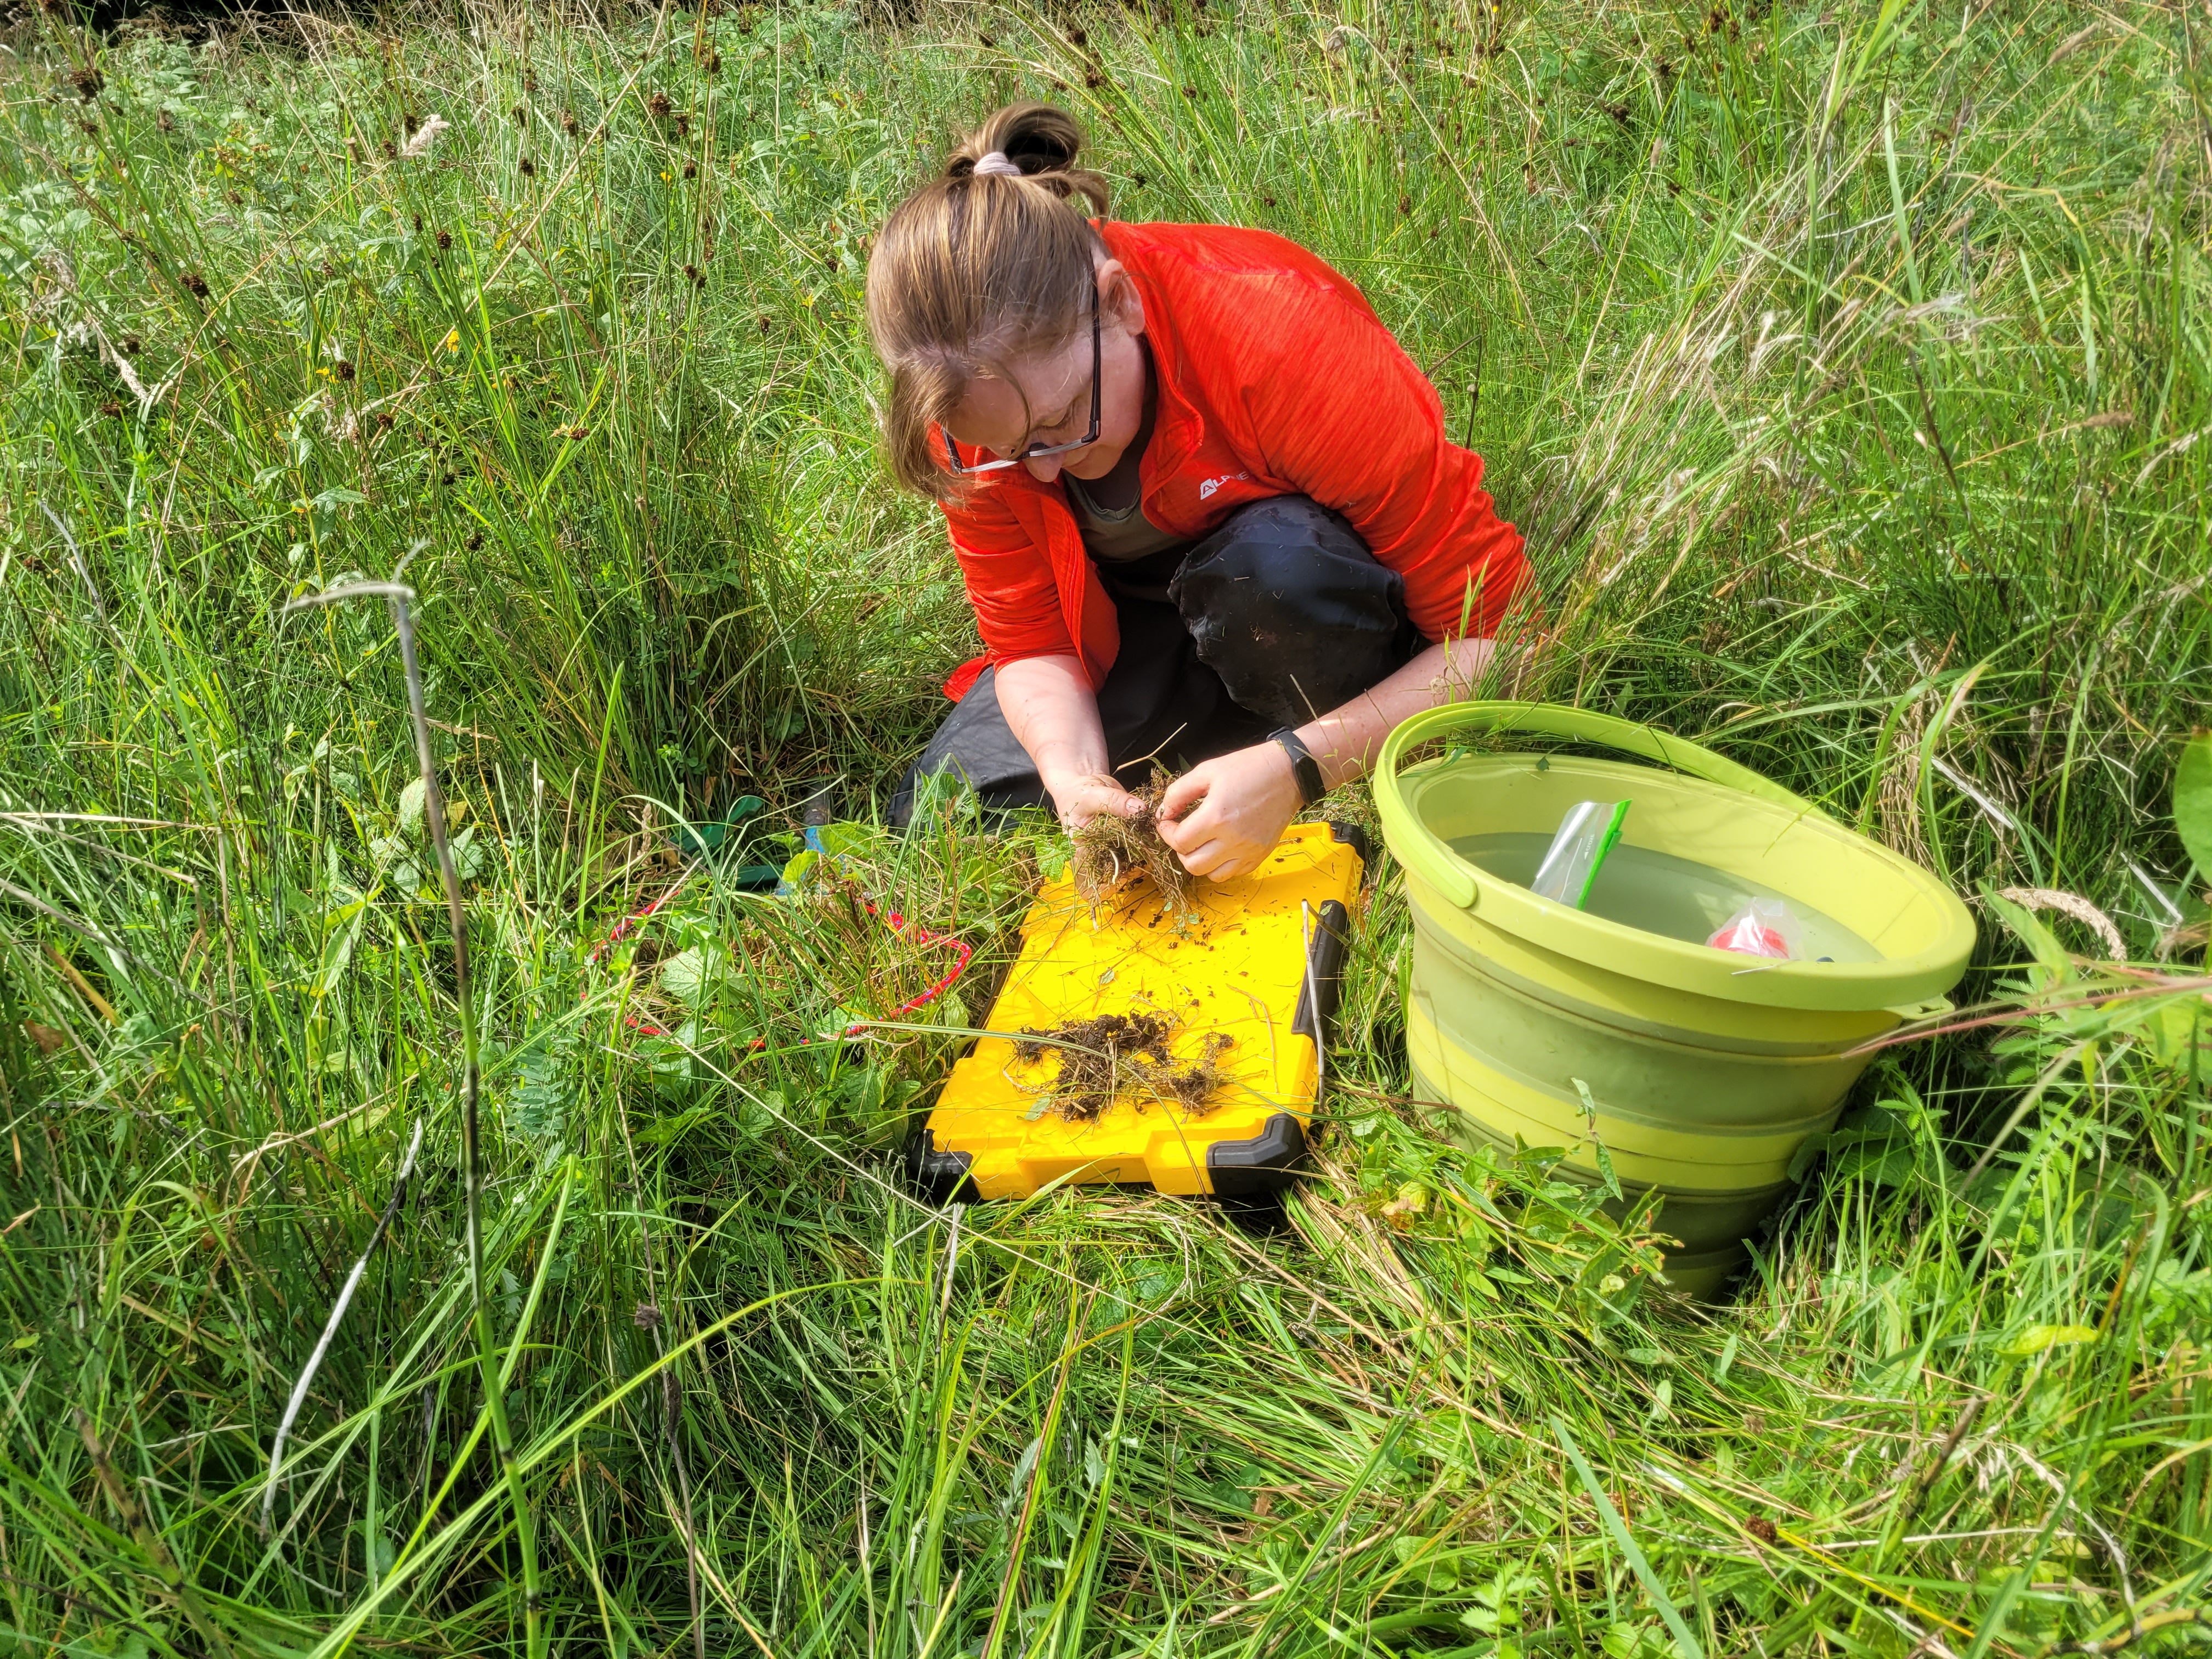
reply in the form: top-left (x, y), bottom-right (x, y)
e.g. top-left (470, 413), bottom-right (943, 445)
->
top-left (0, 0), bottom-right (2208, 1653)
top-left (1070, 768), bottom-right (1193, 910)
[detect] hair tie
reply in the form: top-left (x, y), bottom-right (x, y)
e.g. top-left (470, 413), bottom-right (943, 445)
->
top-left (972, 151), bottom-right (1023, 178)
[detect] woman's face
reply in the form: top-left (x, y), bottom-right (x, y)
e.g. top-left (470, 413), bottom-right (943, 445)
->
top-left (941, 258), bottom-right (1149, 485)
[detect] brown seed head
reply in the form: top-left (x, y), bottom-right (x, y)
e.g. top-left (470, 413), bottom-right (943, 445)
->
top-left (437, 229), bottom-right (453, 249)
top-left (375, 410), bottom-right (394, 429)
top-left (180, 272), bottom-right (209, 298)
top-left (633, 1302), bottom-right (662, 1330)
top-left (99, 399), bottom-right (122, 417)
top-left (682, 160), bottom-right (697, 178)
top-left (512, 104), bottom-right (526, 126)
top-left (1746, 1513), bottom-right (1778, 1544)
top-left (562, 109), bottom-right (579, 134)
top-left (647, 90), bottom-right (674, 119)
top-left (71, 65), bottom-right (104, 100)
top-left (121, 335), bottom-right (142, 354)
top-left (1068, 24), bottom-right (1087, 44)
top-left (519, 156), bottom-right (535, 176)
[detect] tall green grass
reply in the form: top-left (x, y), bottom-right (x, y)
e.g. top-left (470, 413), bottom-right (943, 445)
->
top-left (1, 0), bottom-right (2208, 1652)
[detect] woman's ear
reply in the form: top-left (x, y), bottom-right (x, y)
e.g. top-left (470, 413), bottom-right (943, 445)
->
top-left (1098, 259), bottom-right (1147, 337)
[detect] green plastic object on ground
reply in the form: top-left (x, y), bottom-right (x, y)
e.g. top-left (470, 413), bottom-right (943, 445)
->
top-left (1374, 702), bottom-right (1976, 1297)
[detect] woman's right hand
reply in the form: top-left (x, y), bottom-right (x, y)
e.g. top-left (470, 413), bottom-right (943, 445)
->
top-left (1047, 771), bottom-right (1146, 833)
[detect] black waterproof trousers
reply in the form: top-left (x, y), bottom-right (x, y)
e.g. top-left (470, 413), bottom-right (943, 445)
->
top-left (890, 496), bottom-right (1420, 824)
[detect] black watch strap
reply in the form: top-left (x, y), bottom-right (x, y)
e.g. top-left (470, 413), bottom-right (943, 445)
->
top-left (1269, 728), bottom-right (1326, 808)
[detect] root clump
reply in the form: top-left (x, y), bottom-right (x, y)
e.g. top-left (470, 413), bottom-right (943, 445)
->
top-left (1015, 1008), bottom-right (1234, 1122)
top-left (1071, 770), bottom-right (1192, 910)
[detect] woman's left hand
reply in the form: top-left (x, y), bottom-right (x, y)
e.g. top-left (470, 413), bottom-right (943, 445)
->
top-left (1154, 742), bottom-right (1304, 881)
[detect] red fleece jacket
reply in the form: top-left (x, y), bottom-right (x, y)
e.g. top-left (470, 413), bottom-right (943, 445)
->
top-left (934, 220), bottom-right (1529, 701)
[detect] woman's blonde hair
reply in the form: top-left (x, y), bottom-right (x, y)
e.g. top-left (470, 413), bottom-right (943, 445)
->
top-left (865, 103), bottom-right (1111, 498)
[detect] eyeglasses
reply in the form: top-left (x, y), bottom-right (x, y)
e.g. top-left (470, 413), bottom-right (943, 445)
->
top-left (940, 279), bottom-right (1102, 475)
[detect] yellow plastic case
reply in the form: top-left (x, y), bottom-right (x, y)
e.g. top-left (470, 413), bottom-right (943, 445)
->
top-left (906, 822), bottom-right (1366, 1201)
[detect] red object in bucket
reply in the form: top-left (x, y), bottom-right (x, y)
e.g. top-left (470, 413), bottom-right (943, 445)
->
top-left (1705, 898), bottom-right (1801, 960)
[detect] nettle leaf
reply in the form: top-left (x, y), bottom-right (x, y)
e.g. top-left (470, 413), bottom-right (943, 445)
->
top-left (450, 825), bottom-right (487, 881)
top-left (398, 777), bottom-right (427, 837)
top-left (2176, 731), bottom-right (2212, 879)
top-left (659, 945), bottom-right (727, 1009)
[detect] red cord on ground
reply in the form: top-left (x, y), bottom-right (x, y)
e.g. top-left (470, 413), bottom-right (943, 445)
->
top-left (585, 879), bottom-right (973, 1047)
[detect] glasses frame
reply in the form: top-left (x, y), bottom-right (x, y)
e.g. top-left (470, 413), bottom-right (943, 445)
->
top-left (939, 279), bottom-right (1102, 475)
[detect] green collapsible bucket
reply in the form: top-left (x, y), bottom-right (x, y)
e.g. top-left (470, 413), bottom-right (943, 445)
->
top-left (1374, 703), bottom-right (1976, 1296)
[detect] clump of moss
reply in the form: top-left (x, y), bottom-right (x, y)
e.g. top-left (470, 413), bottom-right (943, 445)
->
top-left (1014, 1007), bottom-right (1235, 1122)
top-left (1070, 769), bottom-right (1191, 910)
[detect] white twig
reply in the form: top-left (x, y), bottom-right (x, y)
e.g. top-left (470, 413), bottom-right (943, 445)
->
top-left (261, 1116), bottom-right (425, 1532)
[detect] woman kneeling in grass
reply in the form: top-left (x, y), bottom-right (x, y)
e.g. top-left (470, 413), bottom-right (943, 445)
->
top-left (871, 103), bottom-right (1530, 880)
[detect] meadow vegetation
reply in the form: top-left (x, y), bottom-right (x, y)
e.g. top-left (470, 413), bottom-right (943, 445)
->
top-left (2, 0), bottom-right (2210, 1651)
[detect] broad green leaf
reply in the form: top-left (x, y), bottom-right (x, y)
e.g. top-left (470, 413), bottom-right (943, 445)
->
top-left (2176, 731), bottom-right (2212, 880)
top-left (1997, 1324), bottom-right (2098, 1358)
top-left (1985, 890), bottom-right (2072, 978)
top-left (659, 945), bottom-right (726, 1008)
top-left (398, 777), bottom-right (427, 836)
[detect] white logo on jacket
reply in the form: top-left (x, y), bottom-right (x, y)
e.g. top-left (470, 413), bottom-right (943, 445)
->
top-left (1197, 471), bottom-right (1251, 501)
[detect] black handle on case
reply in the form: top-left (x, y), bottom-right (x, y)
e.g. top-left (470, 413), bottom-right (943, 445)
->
top-left (902, 1127), bottom-right (977, 1205)
top-left (1291, 898), bottom-right (1352, 1046)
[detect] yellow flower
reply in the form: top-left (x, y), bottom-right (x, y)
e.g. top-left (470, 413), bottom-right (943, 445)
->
top-left (661, 170), bottom-right (672, 180)
top-left (441, 328), bottom-right (460, 353)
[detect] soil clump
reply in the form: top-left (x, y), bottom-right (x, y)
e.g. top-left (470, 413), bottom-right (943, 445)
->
top-left (1014, 1008), bottom-right (1235, 1121)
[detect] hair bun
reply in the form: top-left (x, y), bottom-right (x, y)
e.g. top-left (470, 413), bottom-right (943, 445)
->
top-left (946, 102), bottom-right (1108, 213)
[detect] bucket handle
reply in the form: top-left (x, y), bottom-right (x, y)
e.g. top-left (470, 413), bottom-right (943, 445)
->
top-left (1375, 701), bottom-right (1831, 910)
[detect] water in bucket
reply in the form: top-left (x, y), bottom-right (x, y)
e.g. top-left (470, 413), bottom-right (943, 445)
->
top-left (1447, 832), bottom-right (1882, 963)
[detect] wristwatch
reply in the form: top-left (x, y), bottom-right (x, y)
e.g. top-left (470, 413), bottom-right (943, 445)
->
top-left (1268, 728), bottom-right (1327, 808)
